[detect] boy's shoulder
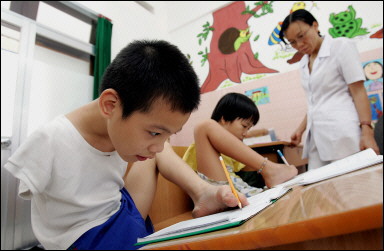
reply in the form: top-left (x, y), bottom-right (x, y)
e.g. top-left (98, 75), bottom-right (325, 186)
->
top-left (39, 114), bottom-right (70, 134)
top-left (6, 115), bottom-right (73, 170)
top-left (23, 115), bottom-right (74, 146)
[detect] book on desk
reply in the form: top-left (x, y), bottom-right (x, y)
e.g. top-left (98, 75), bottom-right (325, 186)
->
top-left (243, 128), bottom-right (277, 145)
top-left (275, 148), bottom-right (383, 188)
top-left (136, 148), bottom-right (383, 246)
top-left (136, 185), bottom-right (292, 246)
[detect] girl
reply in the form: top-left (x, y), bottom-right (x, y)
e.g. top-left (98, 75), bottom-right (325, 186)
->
top-left (183, 92), bottom-right (298, 197)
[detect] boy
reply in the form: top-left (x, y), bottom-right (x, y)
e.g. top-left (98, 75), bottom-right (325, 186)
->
top-left (4, 40), bottom-right (248, 250)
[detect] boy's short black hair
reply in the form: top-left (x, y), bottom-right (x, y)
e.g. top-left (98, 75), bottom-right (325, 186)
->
top-left (100, 40), bottom-right (200, 118)
top-left (211, 92), bottom-right (260, 125)
top-left (279, 9), bottom-right (320, 44)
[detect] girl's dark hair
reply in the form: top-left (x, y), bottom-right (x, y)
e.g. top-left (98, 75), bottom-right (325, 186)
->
top-left (211, 92), bottom-right (260, 125)
top-left (279, 9), bottom-right (321, 44)
top-left (100, 40), bottom-right (200, 118)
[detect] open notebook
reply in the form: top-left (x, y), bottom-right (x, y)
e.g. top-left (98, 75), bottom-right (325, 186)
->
top-left (136, 148), bottom-right (383, 246)
top-left (275, 148), bottom-right (383, 189)
top-left (136, 185), bottom-right (291, 246)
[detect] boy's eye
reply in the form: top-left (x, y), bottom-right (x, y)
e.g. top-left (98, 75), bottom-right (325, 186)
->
top-left (150, 132), bottom-right (161, 136)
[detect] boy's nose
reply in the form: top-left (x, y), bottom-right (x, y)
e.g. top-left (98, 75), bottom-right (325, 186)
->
top-left (149, 142), bottom-right (165, 154)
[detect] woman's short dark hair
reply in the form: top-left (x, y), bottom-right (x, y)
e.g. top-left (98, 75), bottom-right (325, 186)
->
top-left (100, 40), bottom-right (200, 118)
top-left (211, 92), bottom-right (260, 125)
top-left (279, 9), bottom-right (321, 44)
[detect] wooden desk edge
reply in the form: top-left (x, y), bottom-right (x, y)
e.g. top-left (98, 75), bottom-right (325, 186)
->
top-left (248, 140), bottom-right (290, 148)
top-left (142, 203), bottom-right (383, 250)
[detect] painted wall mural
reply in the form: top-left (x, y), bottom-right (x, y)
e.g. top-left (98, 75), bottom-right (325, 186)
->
top-left (245, 86), bottom-right (270, 105)
top-left (193, 1), bottom-right (383, 94)
top-left (362, 58), bottom-right (383, 121)
top-left (199, 1), bottom-right (278, 93)
top-left (328, 5), bottom-right (369, 38)
top-left (363, 59), bottom-right (383, 92)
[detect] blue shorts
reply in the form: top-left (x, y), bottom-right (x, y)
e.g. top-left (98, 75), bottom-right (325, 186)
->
top-left (68, 187), bottom-right (154, 250)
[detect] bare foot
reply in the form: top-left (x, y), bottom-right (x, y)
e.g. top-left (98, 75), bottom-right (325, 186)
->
top-left (262, 161), bottom-right (298, 188)
top-left (191, 184), bottom-right (249, 218)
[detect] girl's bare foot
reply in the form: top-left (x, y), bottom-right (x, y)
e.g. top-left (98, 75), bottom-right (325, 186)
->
top-left (262, 161), bottom-right (298, 188)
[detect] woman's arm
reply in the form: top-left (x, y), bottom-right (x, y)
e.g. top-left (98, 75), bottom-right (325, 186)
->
top-left (290, 114), bottom-right (307, 146)
top-left (349, 81), bottom-right (380, 154)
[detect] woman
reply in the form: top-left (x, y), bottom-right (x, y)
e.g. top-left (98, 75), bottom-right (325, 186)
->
top-left (279, 9), bottom-right (379, 170)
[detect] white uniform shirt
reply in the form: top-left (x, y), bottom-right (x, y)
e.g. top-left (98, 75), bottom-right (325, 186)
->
top-left (4, 115), bottom-right (127, 249)
top-left (299, 35), bottom-right (365, 161)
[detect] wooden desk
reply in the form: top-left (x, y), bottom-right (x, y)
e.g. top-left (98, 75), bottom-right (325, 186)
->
top-left (148, 146), bottom-right (193, 227)
top-left (247, 141), bottom-right (308, 173)
top-left (248, 141), bottom-right (289, 164)
top-left (141, 163), bottom-right (383, 250)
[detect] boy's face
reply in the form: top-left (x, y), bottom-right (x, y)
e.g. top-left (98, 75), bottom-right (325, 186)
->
top-left (108, 98), bottom-right (190, 163)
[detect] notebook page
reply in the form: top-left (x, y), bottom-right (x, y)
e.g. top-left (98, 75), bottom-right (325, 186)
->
top-left (243, 134), bottom-right (272, 145)
top-left (147, 210), bottom-right (235, 238)
top-left (246, 186), bottom-right (289, 204)
top-left (140, 186), bottom-right (291, 241)
top-left (301, 152), bottom-right (382, 184)
top-left (276, 148), bottom-right (382, 188)
top-left (229, 186), bottom-right (291, 221)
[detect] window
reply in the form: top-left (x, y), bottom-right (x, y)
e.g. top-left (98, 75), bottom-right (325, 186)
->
top-left (1, 23), bottom-right (20, 137)
top-left (9, 1), bottom-right (98, 68)
top-left (37, 2), bottom-right (92, 44)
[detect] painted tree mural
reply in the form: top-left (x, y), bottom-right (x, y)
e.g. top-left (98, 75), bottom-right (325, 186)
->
top-left (200, 1), bottom-right (278, 93)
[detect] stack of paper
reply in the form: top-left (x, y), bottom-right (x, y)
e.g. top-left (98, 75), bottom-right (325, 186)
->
top-left (136, 186), bottom-right (291, 246)
top-left (243, 128), bottom-right (277, 145)
top-left (275, 148), bottom-right (383, 188)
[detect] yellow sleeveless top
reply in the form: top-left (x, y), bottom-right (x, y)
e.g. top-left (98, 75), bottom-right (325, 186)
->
top-left (182, 143), bottom-right (245, 172)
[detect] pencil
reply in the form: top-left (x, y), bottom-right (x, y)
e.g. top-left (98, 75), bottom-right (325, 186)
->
top-left (219, 156), bottom-right (242, 209)
top-left (277, 150), bottom-right (289, 166)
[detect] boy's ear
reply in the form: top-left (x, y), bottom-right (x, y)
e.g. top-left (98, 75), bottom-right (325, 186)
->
top-left (98, 89), bottom-right (120, 118)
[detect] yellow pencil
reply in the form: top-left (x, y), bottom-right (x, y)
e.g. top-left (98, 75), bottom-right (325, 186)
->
top-left (219, 156), bottom-right (242, 209)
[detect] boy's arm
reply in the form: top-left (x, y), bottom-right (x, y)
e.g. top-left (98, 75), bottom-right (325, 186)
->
top-left (155, 141), bottom-right (249, 218)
